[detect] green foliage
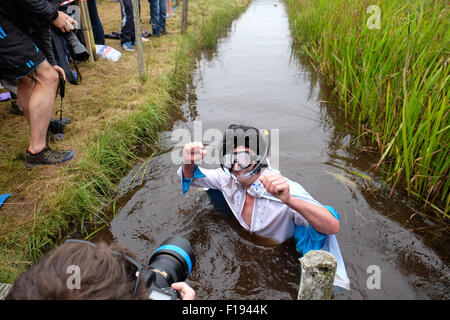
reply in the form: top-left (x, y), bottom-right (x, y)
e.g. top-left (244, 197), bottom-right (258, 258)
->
top-left (286, 0), bottom-right (449, 216)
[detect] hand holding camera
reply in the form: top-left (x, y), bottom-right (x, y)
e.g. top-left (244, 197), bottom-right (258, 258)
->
top-left (52, 10), bottom-right (78, 33)
top-left (171, 282), bottom-right (196, 300)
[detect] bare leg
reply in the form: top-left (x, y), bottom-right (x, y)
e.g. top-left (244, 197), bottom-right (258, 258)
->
top-left (17, 76), bottom-right (32, 122)
top-left (18, 61), bottom-right (59, 154)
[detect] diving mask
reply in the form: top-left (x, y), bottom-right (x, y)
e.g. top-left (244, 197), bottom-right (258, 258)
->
top-left (221, 129), bottom-right (271, 180)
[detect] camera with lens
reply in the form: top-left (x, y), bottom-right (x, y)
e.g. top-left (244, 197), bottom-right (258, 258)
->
top-left (51, 0), bottom-right (89, 62)
top-left (142, 236), bottom-right (196, 300)
top-left (64, 31), bottom-right (89, 62)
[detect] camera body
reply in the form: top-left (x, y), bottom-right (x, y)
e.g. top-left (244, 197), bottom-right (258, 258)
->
top-left (147, 286), bottom-right (181, 300)
top-left (142, 237), bottom-right (196, 300)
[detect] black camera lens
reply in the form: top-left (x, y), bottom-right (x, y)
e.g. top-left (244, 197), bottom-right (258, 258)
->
top-left (66, 31), bottom-right (89, 61)
top-left (144, 236), bottom-right (196, 290)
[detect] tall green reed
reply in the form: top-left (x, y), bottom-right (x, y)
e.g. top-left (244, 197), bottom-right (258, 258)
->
top-left (286, 0), bottom-right (449, 216)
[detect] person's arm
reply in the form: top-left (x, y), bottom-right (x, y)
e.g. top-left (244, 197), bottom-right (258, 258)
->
top-left (19, 0), bottom-right (78, 33)
top-left (286, 197), bottom-right (339, 235)
top-left (18, 0), bottom-right (59, 22)
top-left (182, 141), bottom-right (207, 178)
top-left (260, 174), bottom-right (339, 235)
top-left (178, 141), bottom-right (226, 194)
top-left (31, 24), bottom-right (66, 80)
top-left (32, 25), bottom-right (57, 65)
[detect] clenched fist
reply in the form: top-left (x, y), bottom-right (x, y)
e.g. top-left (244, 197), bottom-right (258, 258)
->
top-left (259, 174), bottom-right (291, 204)
top-left (183, 141), bottom-right (207, 164)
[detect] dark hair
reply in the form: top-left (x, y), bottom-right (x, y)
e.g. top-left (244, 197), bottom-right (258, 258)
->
top-left (221, 124), bottom-right (266, 157)
top-left (6, 241), bottom-right (148, 300)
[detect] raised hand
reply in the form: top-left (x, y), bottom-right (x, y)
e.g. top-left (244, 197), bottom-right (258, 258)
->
top-left (183, 141), bottom-right (207, 164)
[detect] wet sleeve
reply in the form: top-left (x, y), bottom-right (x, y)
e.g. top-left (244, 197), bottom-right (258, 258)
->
top-left (177, 165), bottom-right (226, 194)
top-left (293, 206), bottom-right (340, 256)
top-left (288, 207), bottom-right (309, 227)
top-left (287, 179), bottom-right (323, 207)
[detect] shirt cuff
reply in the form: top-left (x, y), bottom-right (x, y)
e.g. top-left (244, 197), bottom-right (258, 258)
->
top-left (181, 165), bottom-right (206, 194)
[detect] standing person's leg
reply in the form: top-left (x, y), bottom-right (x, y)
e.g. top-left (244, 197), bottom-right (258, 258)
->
top-left (18, 61), bottom-right (58, 154)
top-left (87, 0), bottom-right (105, 45)
top-left (159, 0), bottom-right (167, 34)
top-left (18, 62), bottom-right (75, 167)
top-left (119, 0), bottom-right (135, 50)
top-left (129, 0), bottom-right (136, 45)
top-left (19, 67), bottom-right (75, 167)
top-left (149, 0), bottom-right (161, 36)
top-left (0, 14), bottom-right (74, 167)
top-left (16, 77), bottom-right (32, 123)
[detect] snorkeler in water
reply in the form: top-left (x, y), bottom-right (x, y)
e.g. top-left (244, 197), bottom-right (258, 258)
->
top-left (177, 124), bottom-right (350, 290)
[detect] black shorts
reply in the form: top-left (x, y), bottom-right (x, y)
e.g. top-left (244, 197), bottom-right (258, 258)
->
top-left (0, 14), bottom-right (47, 81)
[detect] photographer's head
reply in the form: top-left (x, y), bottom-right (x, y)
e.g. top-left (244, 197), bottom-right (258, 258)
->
top-left (220, 124), bottom-right (270, 186)
top-left (6, 240), bottom-right (147, 300)
top-left (6, 240), bottom-right (195, 300)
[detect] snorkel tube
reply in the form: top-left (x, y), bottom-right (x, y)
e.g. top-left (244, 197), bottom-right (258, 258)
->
top-left (220, 129), bottom-right (271, 180)
top-left (241, 129), bottom-right (270, 178)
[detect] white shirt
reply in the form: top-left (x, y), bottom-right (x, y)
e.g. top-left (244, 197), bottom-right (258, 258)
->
top-left (177, 165), bottom-right (322, 243)
top-left (177, 164), bottom-right (351, 290)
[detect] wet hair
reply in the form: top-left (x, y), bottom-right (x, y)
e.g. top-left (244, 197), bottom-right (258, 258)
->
top-left (221, 124), bottom-right (267, 157)
top-left (6, 241), bottom-right (148, 300)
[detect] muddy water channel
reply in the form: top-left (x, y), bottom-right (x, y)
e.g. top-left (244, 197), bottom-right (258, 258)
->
top-left (96, 0), bottom-right (449, 299)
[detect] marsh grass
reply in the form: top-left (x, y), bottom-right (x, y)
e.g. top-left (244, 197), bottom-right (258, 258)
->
top-left (0, 0), bottom-right (250, 282)
top-left (286, 0), bottom-right (449, 217)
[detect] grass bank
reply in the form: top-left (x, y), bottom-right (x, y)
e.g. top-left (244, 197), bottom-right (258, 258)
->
top-left (285, 0), bottom-right (449, 217)
top-left (0, 0), bottom-right (250, 283)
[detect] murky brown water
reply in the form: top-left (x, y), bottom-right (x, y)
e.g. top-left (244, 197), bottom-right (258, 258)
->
top-left (94, 0), bottom-right (449, 299)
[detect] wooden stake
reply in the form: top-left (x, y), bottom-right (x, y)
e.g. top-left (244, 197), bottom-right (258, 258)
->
top-left (80, 0), bottom-right (98, 61)
top-left (181, 0), bottom-right (189, 34)
top-left (78, 0), bottom-right (95, 63)
top-left (297, 250), bottom-right (337, 300)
